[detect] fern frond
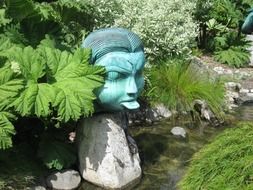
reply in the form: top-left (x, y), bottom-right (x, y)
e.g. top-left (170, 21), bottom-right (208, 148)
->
top-left (214, 36), bottom-right (228, 50)
top-left (214, 47), bottom-right (250, 67)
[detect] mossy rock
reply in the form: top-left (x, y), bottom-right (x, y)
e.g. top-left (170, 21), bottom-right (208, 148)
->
top-left (179, 122), bottom-right (253, 190)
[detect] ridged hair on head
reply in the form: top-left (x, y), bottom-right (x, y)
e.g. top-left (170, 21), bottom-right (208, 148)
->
top-left (82, 28), bottom-right (144, 64)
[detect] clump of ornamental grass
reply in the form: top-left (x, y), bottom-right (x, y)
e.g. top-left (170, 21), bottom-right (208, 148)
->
top-left (145, 58), bottom-right (225, 117)
top-left (179, 122), bottom-right (253, 190)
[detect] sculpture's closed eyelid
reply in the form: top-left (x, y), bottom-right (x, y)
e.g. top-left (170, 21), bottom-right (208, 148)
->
top-left (106, 66), bottom-right (131, 74)
top-left (106, 71), bottom-right (127, 81)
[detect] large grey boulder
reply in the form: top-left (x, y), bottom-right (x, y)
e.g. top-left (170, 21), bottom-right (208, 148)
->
top-left (46, 169), bottom-right (81, 190)
top-left (77, 113), bottom-right (141, 189)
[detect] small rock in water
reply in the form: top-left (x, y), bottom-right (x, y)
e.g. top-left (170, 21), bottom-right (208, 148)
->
top-left (154, 104), bottom-right (172, 118)
top-left (213, 66), bottom-right (224, 74)
top-left (30, 186), bottom-right (46, 190)
top-left (46, 169), bottom-right (81, 190)
top-left (240, 88), bottom-right (250, 94)
top-left (171, 127), bottom-right (187, 138)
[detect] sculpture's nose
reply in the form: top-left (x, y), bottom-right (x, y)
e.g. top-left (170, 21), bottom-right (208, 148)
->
top-left (126, 76), bottom-right (138, 96)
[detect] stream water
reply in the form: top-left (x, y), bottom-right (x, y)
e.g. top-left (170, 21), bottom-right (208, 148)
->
top-left (79, 103), bottom-right (253, 190)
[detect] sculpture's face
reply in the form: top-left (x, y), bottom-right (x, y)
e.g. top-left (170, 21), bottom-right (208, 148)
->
top-left (95, 51), bottom-right (145, 111)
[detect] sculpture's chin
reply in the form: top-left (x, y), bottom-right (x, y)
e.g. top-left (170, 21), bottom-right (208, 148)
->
top-left (121, 101), bottom-right (140, 110)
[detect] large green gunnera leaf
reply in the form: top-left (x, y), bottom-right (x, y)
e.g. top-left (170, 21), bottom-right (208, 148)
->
top-left (42, 47), bottom-right (104, 122)
top-left (8, 45), bottom-right (104, 121)
top-left (0, 62), bottom-right (24, 110)
top-left (8, 46), bottom-right (45, 81)
top-left (7, 46), bottom-right (55, 117)
top-left (0, 58), bottom-right (24, 150)
top-left (11, 83), bottom-right (55, 117)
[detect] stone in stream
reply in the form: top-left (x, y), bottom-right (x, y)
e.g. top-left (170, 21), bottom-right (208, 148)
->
top-left (77, 113), bottom-right (142, 189)
top-left (46, 169), bottom-right (81, 190)
top-left (193, 99), bottom-right (214, 121)
top-left (153, 104), bottom-right (172, 118)
top-left (30, 186), bottom-right (46, 190)
top-left (171, 127), bottom-right (187, 138)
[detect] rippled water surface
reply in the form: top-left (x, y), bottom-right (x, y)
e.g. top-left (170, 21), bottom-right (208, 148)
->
top-left (233, 102), bottom-right (253, 121)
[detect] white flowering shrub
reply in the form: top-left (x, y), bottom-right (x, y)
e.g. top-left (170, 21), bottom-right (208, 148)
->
top-left (112, 0), bottom-right (198, 60)
top-left (85, 0), bottom-right (122, 28)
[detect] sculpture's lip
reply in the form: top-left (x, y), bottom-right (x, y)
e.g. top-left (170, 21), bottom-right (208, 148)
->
top-left (120, 101), bottom-right (139, 109)
top-left (120, 99), bottom-right (136, 103)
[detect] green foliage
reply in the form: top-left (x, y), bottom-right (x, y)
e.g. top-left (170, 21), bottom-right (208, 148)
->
top-left (85, 0), bottom-right (123, 28)
top-left (214, 46), bottom-right (250, 67)
top-left (0, 112), bottom-right (16, 150)
top-left (213, 32), bottom-right (250, 67)
top-left (210, 0), bottom-right (242, 28)
top-left (195, 0), bottom-right (252, 67)
top-left (1, 0), bottom-right (94, 171)
top-left (179, 122), bottom-right (253, 190)
top-left (0, 37), bottom-right (104, 155)
top-left (146, 58), bottom-right (225, 115)
top-left (113, 0), bottom-right (197, 60)
top-left (5, 45), bottom-right (104, 122)
top-left (0, 9), bottom-right (11, 26)
top-left (87, 0), bottom-right (197, 60)
top-left (1, 0), bottom-right (94, 48)
top-left (0, 0), bottom-right (106, 172)
top-left (38, 133), bottom-right (76, 170)
top-left (0, 143), bottom-right (48, 189)
top-left (0, 61), bottom-right (24, 149)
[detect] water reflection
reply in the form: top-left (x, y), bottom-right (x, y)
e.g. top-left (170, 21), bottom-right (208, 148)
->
top-left (131, 120), bottom-right (224, 190)
top-left (233, 102), bottom-right (253, 121)
top-left (79, 118), bottom-right (224, 190)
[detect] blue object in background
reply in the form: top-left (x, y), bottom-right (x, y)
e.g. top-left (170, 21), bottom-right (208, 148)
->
top-left (242, 8), bottom-right (253, 34)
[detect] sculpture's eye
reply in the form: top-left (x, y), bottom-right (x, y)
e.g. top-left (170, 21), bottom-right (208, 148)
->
top-left (106, 71), bottom-right (126, 80)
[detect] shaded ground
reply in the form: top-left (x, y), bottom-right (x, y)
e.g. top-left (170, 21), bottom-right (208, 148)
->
top-left (0, 143), bottom-right (48, 189)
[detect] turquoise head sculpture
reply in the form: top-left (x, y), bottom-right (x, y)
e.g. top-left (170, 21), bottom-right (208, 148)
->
top-left (242, 8), bottom-right (253, 34)
top-left (82, 28), bottom-right (146, 111)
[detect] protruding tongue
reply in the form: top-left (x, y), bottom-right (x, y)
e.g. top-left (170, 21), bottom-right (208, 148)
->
top-left (121, 101), bottom-right (140, 109)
